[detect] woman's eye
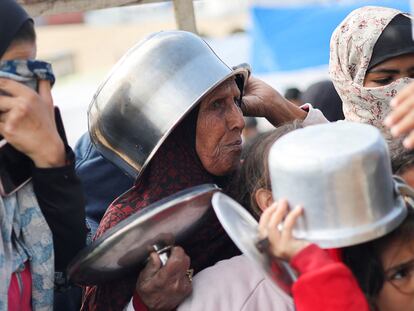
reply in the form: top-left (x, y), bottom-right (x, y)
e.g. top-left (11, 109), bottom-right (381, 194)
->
top-left (390, 267), bottom-right (410, 281)
top-left (372, 77), bottom-right (393, 85)
top-left (212, 101), bottom-right (221, 109)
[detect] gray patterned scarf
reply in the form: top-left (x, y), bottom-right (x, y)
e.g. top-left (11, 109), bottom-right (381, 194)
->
top-left (0, 183), bottom-right (54, 310)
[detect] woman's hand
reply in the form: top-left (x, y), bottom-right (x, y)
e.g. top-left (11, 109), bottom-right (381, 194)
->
top-left (241, 76), bottom-right (307, 127)
top-left (136, 246), bottom-right (192, 311)
top-left (258, 199), bottom-right (310, 261)
top-left (0, 78), bottom-right (65, 167)
top-left (385, 81), bottom-right (414, 149)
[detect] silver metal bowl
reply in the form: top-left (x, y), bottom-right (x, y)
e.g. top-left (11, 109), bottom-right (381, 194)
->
top-left (268, 122), bottom-right (407, 248)
top-left (88, 31), bottom-right (249, 179)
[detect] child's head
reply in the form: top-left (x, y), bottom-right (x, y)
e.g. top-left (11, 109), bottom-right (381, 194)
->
top-left (236, 121), bottom-right (303, 219)
top-left (0, 0), bottom-right (36, 61)
top-left (342, 206), bottom-right (414, 311)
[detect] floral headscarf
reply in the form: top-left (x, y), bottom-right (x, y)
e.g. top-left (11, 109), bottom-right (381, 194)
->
top-left (329, 6), bottom-right (413, 139)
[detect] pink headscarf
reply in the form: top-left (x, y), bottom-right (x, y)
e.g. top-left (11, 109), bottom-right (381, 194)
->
top-left (329, 6), bottom-right (413, 140)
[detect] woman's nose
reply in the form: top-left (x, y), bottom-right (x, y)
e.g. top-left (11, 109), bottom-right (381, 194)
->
top-left (226, 102), bottom-right (245, 131)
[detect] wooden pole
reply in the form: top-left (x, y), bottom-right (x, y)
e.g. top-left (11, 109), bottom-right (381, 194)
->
top-left (19, 0), bottom-right (168, 17)
top-left (172, 0), bottom-right (198, 34)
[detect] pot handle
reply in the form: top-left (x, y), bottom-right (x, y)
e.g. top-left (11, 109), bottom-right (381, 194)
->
top-left (393, 175), bottom-right (414, 199)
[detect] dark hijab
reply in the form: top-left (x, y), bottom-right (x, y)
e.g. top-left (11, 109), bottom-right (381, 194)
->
top-left (368, 14), bottom-right (414, 70)
top-left (0, 0), bottom-right (31, 58)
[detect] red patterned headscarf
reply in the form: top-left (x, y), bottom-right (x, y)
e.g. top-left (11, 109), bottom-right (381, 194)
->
top-left (82, 108), bottom-right (239, 310)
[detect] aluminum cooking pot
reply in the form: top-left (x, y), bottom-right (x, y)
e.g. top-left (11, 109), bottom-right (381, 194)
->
top-left (268, 122), bottom-right (408, 248)
top-left (88, 31), bottom-right (250, 179)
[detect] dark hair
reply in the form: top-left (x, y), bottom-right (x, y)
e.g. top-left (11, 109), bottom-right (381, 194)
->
top-left (235, 121), bottom-right (303, 219)
top-left (11, 19), bottom-right (36, 46)
top-left (342, 206), bottom-right (414, 309)
top-left (284, 87), bottom-right (301, 101)
top-left (244, 117), bottom-right (258, 129)
top-left (389, 140), bottom-right (414, 175)
top-left (301, 80), bottom-right (344, 122)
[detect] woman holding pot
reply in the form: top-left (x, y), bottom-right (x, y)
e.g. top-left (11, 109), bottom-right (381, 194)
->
top-left (81, 31), bottom-right (311, 311)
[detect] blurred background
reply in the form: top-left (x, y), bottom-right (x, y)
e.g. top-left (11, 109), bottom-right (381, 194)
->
top-left (25, 0), bottom-right (411, 145)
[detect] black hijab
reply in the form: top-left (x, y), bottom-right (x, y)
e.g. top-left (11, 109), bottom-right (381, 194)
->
top-left (368, 14), bottom-right (414, 70)
top-left (0, 0), bottom-right (31, 58)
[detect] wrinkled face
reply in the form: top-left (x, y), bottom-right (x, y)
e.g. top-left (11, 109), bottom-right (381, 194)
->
top-left (364, 54), bottom-right (414, 87)
top-left (376, 238), bottom-right (414, 311)
top-left (1, 40), bottom-right (36, 61)
top-left (196, 79), bottom-right (245, 176)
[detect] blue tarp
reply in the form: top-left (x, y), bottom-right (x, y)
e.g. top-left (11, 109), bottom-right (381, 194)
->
top-left (250, 0), bottom-right (411, 72)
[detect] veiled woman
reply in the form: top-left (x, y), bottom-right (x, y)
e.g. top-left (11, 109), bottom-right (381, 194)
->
top-left (329, 6), bottom-right (414, 141)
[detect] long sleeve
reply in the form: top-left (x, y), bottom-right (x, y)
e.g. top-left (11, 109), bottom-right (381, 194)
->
top-left (132, 292), bottom-right (148, 311)
top-left (301, 104), bottom-right (329, 126)
top-left (290, 244), bottom-right (370, 311)
top-left (32, 147), bottom-right (88, 272)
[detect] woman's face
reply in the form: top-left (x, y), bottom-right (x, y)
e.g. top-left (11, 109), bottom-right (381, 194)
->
top-left (364, 53), bottom-right (414, 87)
top-left (1, 40), bottom-right (36, 61)
top-left (196, 79), bottom-right (245, 176)
top-left (376, 238), bottom-right (414, 311)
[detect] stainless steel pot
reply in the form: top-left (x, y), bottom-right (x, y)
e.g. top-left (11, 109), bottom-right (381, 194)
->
top-left (88, 31), bottom-right (250, 179)
top-left (268, 122), bottom-right (408, 248)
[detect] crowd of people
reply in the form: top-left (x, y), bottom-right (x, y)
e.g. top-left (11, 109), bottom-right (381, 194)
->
top-left (2, 0), bottom-right (414, 310)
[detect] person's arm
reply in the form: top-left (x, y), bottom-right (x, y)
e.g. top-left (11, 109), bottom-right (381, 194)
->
top-left (0, 78), bottom-right (87, 273)
top-left (258, 201), bottom-right (369, 311)
top-left (241, 76), bottom-right (307, 126)
top-left (291, 245), bottom-right (370, 311)
top-left (241, 76), bottom-right (327, 127)
top-left (32, 146), bottom-right (88, 273)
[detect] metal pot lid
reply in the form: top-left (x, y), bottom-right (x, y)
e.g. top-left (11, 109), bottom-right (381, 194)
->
top-left (68, 184), bottom-right (220, 285)
top-left (212, 192), bottom-right (296, 296)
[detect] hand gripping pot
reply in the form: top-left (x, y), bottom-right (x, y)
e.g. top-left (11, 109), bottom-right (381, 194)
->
top-left (268, 122), bottom-right (408, 248)
top-left (88, 31), bottom-right (250, 179)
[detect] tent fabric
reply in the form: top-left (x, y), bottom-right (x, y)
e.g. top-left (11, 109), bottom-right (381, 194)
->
top-left (250, 0), bottom-right (411, 73)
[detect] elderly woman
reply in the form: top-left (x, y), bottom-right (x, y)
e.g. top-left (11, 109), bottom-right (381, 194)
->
top-left (80, 31), bottom-right (311, 310)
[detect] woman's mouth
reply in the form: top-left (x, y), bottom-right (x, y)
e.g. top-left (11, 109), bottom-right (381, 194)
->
top-left (226, 139), bottom-right (242, 151)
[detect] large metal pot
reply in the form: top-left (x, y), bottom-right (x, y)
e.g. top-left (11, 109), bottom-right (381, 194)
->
top-left (268, 122), bottom-right (408, 248)
top-left (88, 31), bottom-right (249, 179)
